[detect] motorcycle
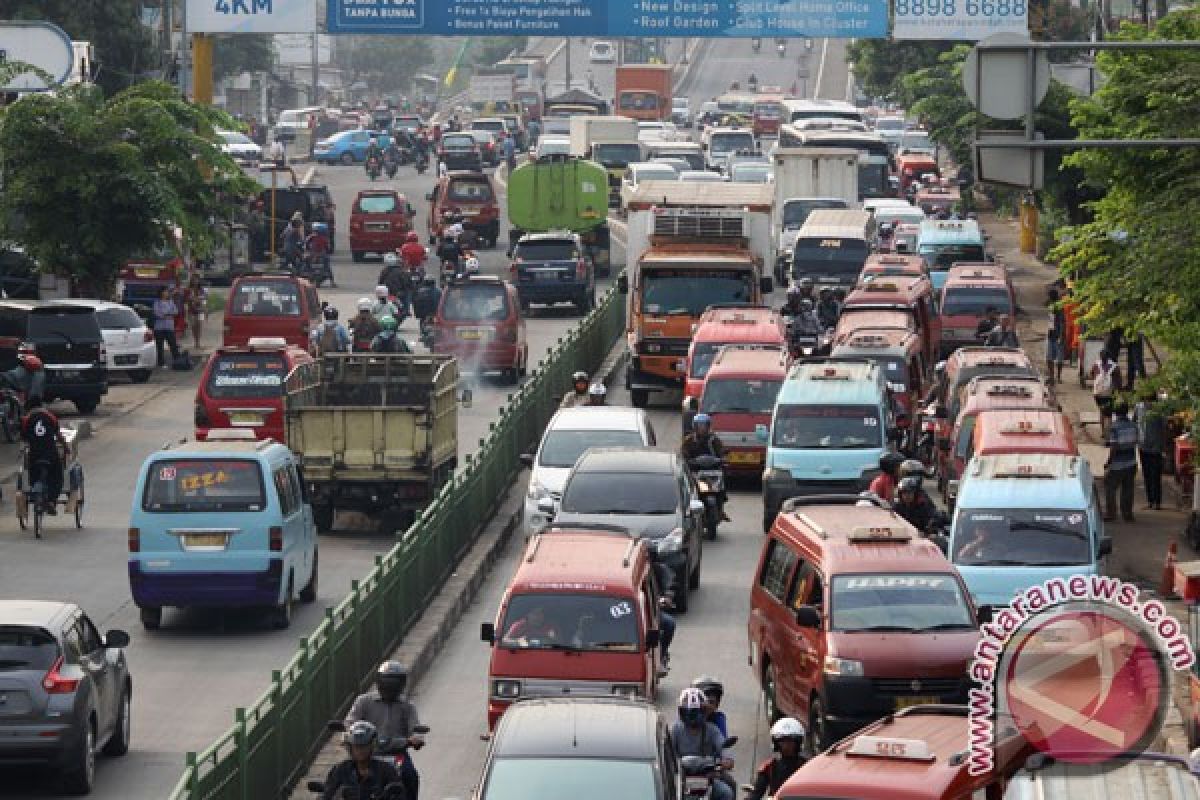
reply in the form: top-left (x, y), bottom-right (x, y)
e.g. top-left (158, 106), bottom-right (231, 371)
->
top-left (0, 387), bottom-right (23, 442)
top-left (688, 455), bottom-right (725, 540)
top-left (306, 780), bottom-right (407, 799)
top-left (302, 252), bottom-right (335, 288)
top-left (322, 720), bottom-right (430, 796)
top-left (414, 151), bottom-right (430, 175)
top-left (366, 155), bottom-right (382, 181)
top-left (384, 154), bottom-right (399, 179)
top-left (681, 736), bottom-right (738, 798)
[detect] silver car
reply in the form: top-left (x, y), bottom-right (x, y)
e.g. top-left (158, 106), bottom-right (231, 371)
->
top-left (0, 600), bottom-right (132, 794)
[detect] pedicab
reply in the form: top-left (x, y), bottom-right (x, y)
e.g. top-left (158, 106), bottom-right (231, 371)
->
top-left (15, 425), bottom-right (84, 537)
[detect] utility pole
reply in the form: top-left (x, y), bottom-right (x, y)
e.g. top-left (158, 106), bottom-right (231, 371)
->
top-left (564, 37), bottom-right (572, 89)
top-left (311, 31), bottom-right (319, 106)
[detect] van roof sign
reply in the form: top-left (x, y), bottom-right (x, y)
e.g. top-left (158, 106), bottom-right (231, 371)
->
top-left (1000, 420), bottom-right (1052, 435)
top-left (812, 367), bottom-right (851, 381)
top-left (983, 384), bottom-right (1033, 397)
top-left (848, 526), bottom-right (912, 543)
top-left (847, 735), bottom-right (935, 762)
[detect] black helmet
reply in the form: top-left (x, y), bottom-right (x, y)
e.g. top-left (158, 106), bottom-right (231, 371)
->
top-left (324, 306), bottom-right (339, 321)
top-left (376, 661), bottom-right (408, 700)
top-left (692, 675), bottom-right (724, 700)
top-left (345, 720), bottom-right (378, 748)
top-left (879, 451), bottom-right (905, 474)
top-left (899, 459), bottom-right (926, 480)
top-left (898, 475), bottom-right (923, 495)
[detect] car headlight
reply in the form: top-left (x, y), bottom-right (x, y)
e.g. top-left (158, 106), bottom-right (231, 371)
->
top-left (763, 467), bottom-right (793, 484)
top-left (612, 684), bottom-right (641, 698)
top-left (657, 527), bottom-right (685, 554)
top-left (824, 657), bottom-right (864, 677)
top-left (492, 679), bottom-right (522, 699)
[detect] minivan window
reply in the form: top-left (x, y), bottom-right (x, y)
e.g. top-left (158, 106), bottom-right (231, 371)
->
top-left (97, 307), bottom-right (145, 330)
top-left (142, 458), bottom-right (266, 512)
top-left (561, 471), bottom-right (677, 514)
top-left (483, 758), bottom-right (654, 800)
top-left (231, 280), bottom-right (301, 316)
top-left (773, 404), bottom-right (883, 449)
top-left (441, 285), bottom-right (509, 322)
top-left (29, 309), bottom-right (100, 340)
top-left (500, 593), bottom-right (639, 651)
top-left (953, 509), bottom-right (1092, 566)
top-left (447, 180), bottom-right (493, 203)
top-left (539, 429), bottom-right (645, 468)
top-left (0, 626), bottom-right (59, 671)
top-left (358, 195), bottom-right (398, 214)
top-left (515, 241), bottom-right (578, 262)
top-left (831, 574), bottom-right (975, 632)
top-left (701, 379), bottom-right (782, 414)
top-left (207, 352), bottom-right (288, 398)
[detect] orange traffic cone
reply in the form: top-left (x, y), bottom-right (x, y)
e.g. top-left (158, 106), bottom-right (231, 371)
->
top-left (1161, 540), bottom-right (1179, 598)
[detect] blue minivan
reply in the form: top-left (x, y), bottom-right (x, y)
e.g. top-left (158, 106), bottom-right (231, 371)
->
top-left (128, 434), bottom-right (318, 630)
top-left (949, 452), bottom-right (1110, 609)
top-left (759, 359), bottom-right (893, 531)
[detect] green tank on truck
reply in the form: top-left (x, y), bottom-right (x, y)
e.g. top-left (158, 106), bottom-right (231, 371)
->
top-left (506, 157), bottom-right (613, 276)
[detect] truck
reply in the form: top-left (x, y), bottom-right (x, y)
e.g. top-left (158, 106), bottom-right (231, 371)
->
top-left (615, 64), bottom-right (674, 121)
top-left (507, 157), bottom-right (613, 277)
top-left (285, 353), bottom-right (459, 531)
top-left (468, 70), bottom-right (517, 111)
top-left (620, 182), bottom-right (776, 407)
top-left (544, 87), bottom-right (609, 117)
top-left (771, 147), bottom-right (861, 283)
top-left (568, 115), bottom-right (642, 207)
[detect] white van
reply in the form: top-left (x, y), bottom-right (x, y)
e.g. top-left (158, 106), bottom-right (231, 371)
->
top-left (273, 107), bottom-right (322, 142)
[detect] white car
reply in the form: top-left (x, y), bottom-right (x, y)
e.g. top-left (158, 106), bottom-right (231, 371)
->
top-left (55, 300), bottom-right (156, 383)
top-left (217, 130), bottom-right (262, 166)
top-left (589, 41), bottom-right (616, 63)
top-left (619, 162), bottom-right (679, 209)
top-left (521, 406), bottom-right (656, 534)
top-left (534, 135), bottom-right (571, 159)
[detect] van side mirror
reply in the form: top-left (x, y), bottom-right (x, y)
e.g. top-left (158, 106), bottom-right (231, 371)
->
top-left (755, 423), bottom-right (769, 443)
top-left (104, 629), bottom-right (130, 649)
top-left (519, 453), bottom-right (534, 468)
top-left (977, 605), bottom-right (994, 625)
top-left (795, 605), bottom-right (821, 629)
top-left (1098, 537), bottom-right (1113, 558)
top-left (537, 496), bottom-right (557, 517)
top-left (617, 274), bottom-right (628, 294)
top-left (481, 622), bottom-right (495, 643)
top-left (760, 275), bottom-right (774, 294)
top-left (645, 629), bottom-right (661, 649)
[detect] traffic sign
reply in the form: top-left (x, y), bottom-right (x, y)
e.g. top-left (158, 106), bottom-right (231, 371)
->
top-left (326, 0), bottom-right (889, 38)
top-left (0, 21), bottom-right (74, 91)
top-left (186, 0), bottom-right (317, 34)
top-left (962, 33), bottom-right (1050, 120)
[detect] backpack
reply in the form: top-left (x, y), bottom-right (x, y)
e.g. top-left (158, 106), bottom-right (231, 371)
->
top-left (1093, 360), bottom-right (1115, 396)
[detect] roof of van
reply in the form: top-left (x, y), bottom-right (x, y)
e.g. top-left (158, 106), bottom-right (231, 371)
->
top-left (832, 326), bottom-right (920, 355)
top-left (944, 263), bottom-right (1008, 285)
top-left (491, 697), bottom-right (660, 760)
top-left (959, 377), bottom-right (1054, 417)
top-left (776, 504), bottom-right (947, 574)
top-left (958, 453), bottom-right (1092, 508)
top-left (1005, 756), bottom-right (1200, 800)
top-left (693, 306), bottom-right (785, 342)
top-left (917, 219), bottom-right (983, 244)
top-left (155, 439), bottom-right (286, 458)
top-left (834, 308), bottom-right (916, 339)
top-left (974, 409), bottom-right (1076, 456)
top-left (948, 346), bottom-right (1032, 372)
top-left (845, 276), bottom-right (931, 306)
top-left (798, 209), bottom-right (873, 238)
top-left (707, 346), bottom-right (789, 378)
top-left (779, 360), bottom-right (883, 406)
top-left (512, 531), bottom-right (645, 594)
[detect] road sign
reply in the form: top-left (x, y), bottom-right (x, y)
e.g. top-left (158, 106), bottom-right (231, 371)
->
top-left (962, 33), bottom-right (1050, 120)
top-left (186, 0), bottom-right (316, 34)
top-left (974, 131), bottom-right (1044, 189)
top-left (893, 0), bottom-right (1028, 40)
top-left (0, 21), bottom-right (74, 91)
top-left (326, 0), bottom-right (889, 38)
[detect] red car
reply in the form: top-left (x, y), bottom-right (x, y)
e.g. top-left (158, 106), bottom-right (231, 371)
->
top-left (431, 276), bottom-right (527, 384)
top-left (194, 337), bottom-right (313, 442)
top-left (349, 190), bottom-right (417, 263)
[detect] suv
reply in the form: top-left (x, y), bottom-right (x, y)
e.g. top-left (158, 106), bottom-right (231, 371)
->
top-left (510, 232), bottom-right (595, 313)
top-left (0, 301), bottom-right (108, 414)
top-left (437, 132), bottom-right (484, 173)
top-left (348, 190), bottom-right (417, 263)
top-left (0, 600), bottom-right (132, 794)
top-left (426, 172), bottom-right (501, 248)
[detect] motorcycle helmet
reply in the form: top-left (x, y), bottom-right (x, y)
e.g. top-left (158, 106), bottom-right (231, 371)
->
top-left (879, 451), bottom-right (905, 475)
top-left (375, 661), bottom-right (408, 701)
top-left (899, 458), bottom-right (926, 479)
top-left (345, 720), bottom-right (378, 748)
top-left (692, 413), bottom-right (712, 430)
top-left (379, 315), bottom-right (398, 332)
top-left (898, 475), bottom-right (923, 496)
top-left (323, 306), bottom-right (339, 321)
top-left (290, 211), bottom-right (304, 224)
top-left (770, 717), bottom-right (806, 747)
top-left (383, 252), bottom-right (400, 266)
top-left (406, 231), bottom-right (419, 243)
top-left (588, 383), bottom-right (607, 402)
top-left (572, 370), bottom-right (589, 393)
top-left (799, 298), bottom-right (814, 311)
top-left (17, 353), bottom-right (42, 372)
top-left (678, 687), bottom-right (707, 727)
top-left (375, 284), bottom-right (390, 299)
top-left (692, 675), bottom-right (724, 701)
top-left (358, 297), bottom-right (373, 312)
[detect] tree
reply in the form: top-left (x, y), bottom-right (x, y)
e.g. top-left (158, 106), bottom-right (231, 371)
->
top-left (846, 40), bottom-right (955, 101)
top-left (0, 81), bottom-right (257, 297)
top-left (468, 37), bottom-right (528, 68)
top-left (0, 0), bottom-right (155, 95)
top-left (213, 34), bottom-right (274, 81)
top-left (334, 37), bottom-right (434, 96)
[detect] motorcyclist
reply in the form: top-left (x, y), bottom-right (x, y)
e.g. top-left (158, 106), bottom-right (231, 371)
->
top-left (371, 316), bottom-right (411, 354)
top-left (816, 287), bottom-right (841, 330)
top-left (383, 139), bottom-right (402, 174)
top-left (789, 298), bottom-right (823, 339)
top-left (984, 315), bottom-right (1019, 348)
top-left (281, 212), bottom-right (306, 268)
top-left (975, 306), bottom-right (1000, 340)
top-left (894, 474), bottom-right (936, 532)
top-left (345, 662), bottom-right (423, 800)
top-left (372, 285), bottom-right (400, 322)
top-left (586, 383), bottom-right (607, 406)
top-left (692, 676), bottom-right (729, 737)
top-left (562, 371), bottom-right (590, 407)
top-left (681, 413), bottom-right (728, 521)
top-left (350, 298), bottom-right (381, 352)
top-left (365, 136), bottom-right (384, 171)
top-left (0, 352), bottom-right (46, 402)
top-left (21, 395), bottom-right (67, 515)
top-left (305, 222), bottom-right (333, 286)
top-left (413, 277), bottom-right (442, 325)
top-left (312, 306), bottom-right (351, 355)
top-left (650, 555), bottom-right (676, 672)
top-left (780, 284), bottom-right (806, 317)
top-left (670, 688), bottom-right (734, 800)
top-left (379, 254), bottom-right (412, 318)
top-left (320, 720), bottom-right (402, 800)
top-left (436, 218), bottom-right (462, 270)
top-left (869, 451), bottom-right (905, 504)
top-left (747, 718), bottom-right (808, 800)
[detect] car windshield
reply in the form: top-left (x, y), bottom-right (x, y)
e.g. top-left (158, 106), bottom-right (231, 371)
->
top-left (792, 238), bottom-right (869, 277)
top-left (782, 200), bottom-right (847, 229)
top-left (498, 593), bottom-right (640, 651)
top-left (832, 573), bottom-right (976, 632)
top-left (206, 352), bottom-right (288, 399)
top-left (0, 626), bottom-right (59, 672)
top-left (231, 280), bottom-right (301, 317)
top-left (772, 404), bottom-right (883, 449)
top-left (29, 309), bottom-right (100, 340)
top-left (443, 136), bottom-right (475, 149)
top-left (701, 378), bottom-right (782, 414)
top-left (97, 307), bottom-right (144, 330)
top-left (901, 133), bottom-right (934, 151)
top-left (539, 429), bottom-right (645, 468)
top-left (483, 758), bottom-right (655, 800)
top-left (515, 241), bottom-right (577, 262)
top-left (710, 133), bottom-right (755, 154)
top-left (142, 458), bottom-right (266, 513)
top-left (441, 284), bottom-right (509, 322)
top-left (561, 471), bottom-right (678, 515)
top-left (474, 121), bottom-right (505, 132)
top-left (875, 118), bottom-right (906, 131)
top-left (920, 244), bottom-right (986, 269)
top-left (447, 180), bottom-right (493, 203)
top-left (953, 509), bottom-right (1092, 566)
top-left (358, 195), bottom-right (398, 214)
top-left (941, 286), bottom-right (1013, 316)
top-left (641, 268), bottom-right (754, 315)
top-left (592, 143), bottom-right (642, 166)
top-left (221, 132), bottom-right (254, 145)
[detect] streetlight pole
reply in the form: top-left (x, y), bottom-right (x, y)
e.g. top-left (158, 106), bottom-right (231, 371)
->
top-left (565, 37), bottom-right (572, 89)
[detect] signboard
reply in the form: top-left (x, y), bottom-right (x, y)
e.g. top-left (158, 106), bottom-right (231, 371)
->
top-left (186, 0), bottom-right (317, 34)
top-left (327, 0), bottom-right (889, 38)
top-left (892, 0), bottom-right (1027, 40)
top-left (275, 33), bottom-right (332, 66)
top-left (0, 21), bottom-right (74, 91)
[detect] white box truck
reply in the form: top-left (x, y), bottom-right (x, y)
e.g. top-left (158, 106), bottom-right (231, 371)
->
top-left (569, 115), bottom-right (641, 207)
top-left (771, 147), bottom-right (861, 284)
top-left (468, 71), bottom-right (517, 110)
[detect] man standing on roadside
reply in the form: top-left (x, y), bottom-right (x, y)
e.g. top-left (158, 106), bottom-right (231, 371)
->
top-left (1104, 402), bottom-right (1139, 523)
top-left (1135, 390), bottom-right (1166, 510)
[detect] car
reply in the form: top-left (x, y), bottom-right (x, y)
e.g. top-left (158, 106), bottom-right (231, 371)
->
top-left (589, 40), bottom-right (616, 63)
top-left (469, 117), bottom-right (509, 143)
top-left (348, 189), bottom-right (417, 263)
top-left (618, 162), bottom-right (679, 210)
top-left (678, 170), bottom-right (726, 183)
top-left (437, 132), bottom-right (485, 173)
top-left (670, 96), bottom-right (692, 127)
top-left (55, 300), bottom-right (156, 384)
top-left (216, 129), bottom-right (262, 166)
top-left (426, 171), bottom-right (501, 247)
top-left (0, 301), bottom-right (108, 414)
top-left (194, 337), bottom-right (314, 443)
top-left (533, 135), bottom-right (570, 159)
top-left (510, 231), bottom-right (595, 313)
top-left (681, 305), bottom-right (788, 424)
top-left (466, 129), bottom-right (501, 166)
top-left (521, 406), bottom-right (657, 535)
top-left (271, 106), bottom-right (321, 143)
top-left (431, 275), bottom-right (527, 383)
top-left (548, 448), bottom-right (704, 611)
top-left (392, 114), bottom-right (425, 133)
top-left (312, 129), bottom-right (392, 165)
top-left (702, 127), bottom-right (758, 171)
top-left (223, 272), bottom-right (322, 349)
top-left (0, 599), bottom-right (132, 794)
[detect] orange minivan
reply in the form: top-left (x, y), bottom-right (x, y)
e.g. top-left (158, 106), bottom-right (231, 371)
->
top-left (859, 253), bottom-right (927, 281)
top-left (938, 263), bottom-right (1014, 358)
top-left (748, 495), bottom-right (980, 752)
top-left (480, 528), bottom-right (665, 729)
top-left (432, 275), bottom-right (527, 384)
top-left (223, 272), bottom-right (321, 349)
top-left (194, 337), bottom-right (313, 443)
top-left (696, 346), bottom-right (788, 475)
top-left (830, 326), bottom-right (927, 449)
top-left (841, 276), bottom-right (941, 369)
top-left (925, 347), bottom-right (1038, 460)
top-left (945, 408), bottom-right (1078, 507)
top-left (682, 305), bottom-right (787, 425)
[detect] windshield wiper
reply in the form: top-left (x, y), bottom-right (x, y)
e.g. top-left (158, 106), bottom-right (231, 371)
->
top-left (915, 622), bottom-right (978, 632)
top-left (589, 641), bottom-right (637, 649)
top-left (845, 624), bottom-right (916, 633)
top-left (962, 558), bottom-right (1030, 566)
top-left (1009, 521), bottom-right (1087, 539)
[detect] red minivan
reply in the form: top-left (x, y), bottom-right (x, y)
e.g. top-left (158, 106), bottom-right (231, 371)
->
top-left (223, 272), bottom-right (321, 348)
top-left (432, 276), bottom-right (527, 384)
top-left (194, 337), bottom-right (313, 442)
top-left (426, 171), bottom-right (501, 248)
top-left (697, 347), bottom-right (788, 475)
top-left (348, 190), bottom-right (416, 263)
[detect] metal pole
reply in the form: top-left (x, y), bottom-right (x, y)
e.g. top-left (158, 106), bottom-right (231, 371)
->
top-left (564, 37), bottom-right (572, 89)
top-left (311, 32), bottom-right (319, 107)
top-left (270, 170), bottom-right (277, 263)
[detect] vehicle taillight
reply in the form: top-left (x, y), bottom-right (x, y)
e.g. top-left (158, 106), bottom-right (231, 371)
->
top-left (128, 527), bottom-right (140, 553)
top-left (269, 526), bottom-right (283, 551)
top-left (576, 259), bottom-right (587, 279)
top-left (143, 330), bottom-right (153, 343)
top-left (42, 656), bottom-right (80, 694)
top-left (194, 402), bottom-right (209, 427)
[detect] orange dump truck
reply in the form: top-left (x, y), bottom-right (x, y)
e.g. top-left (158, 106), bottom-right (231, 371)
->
top-left (615, 64), bottom-right (673, 121)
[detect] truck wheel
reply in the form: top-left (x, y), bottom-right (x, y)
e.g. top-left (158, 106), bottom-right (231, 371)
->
top-left (631, 389), bottom-right (649, 408)
top-left (300, 551), bottom-right (318, 603)
top-left (313, 504), bottom-right (334, 532)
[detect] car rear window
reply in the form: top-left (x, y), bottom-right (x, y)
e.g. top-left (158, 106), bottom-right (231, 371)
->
top-left (443, 135), bottom-right (476, 149)
top-left (515, 241), bottom-right (577, 262)
top-left (142, 458), bottom-right (266, 512)
top-left (0, 626), bottom-right (59, 672)
top-left (441, 284), bottom-right (509, 322)
top-left (231, 280), bottom-right (301, 317)
top-left (357, 195), bottom-right (398, 214)
top-left (29, 308), bottom-right (101, 340)
top-left (447, 180), bottom-right (493, 203)
top-left (97, 307), bottom-right (145, 330)
top-left (207, 352), bottom-right (288, 398)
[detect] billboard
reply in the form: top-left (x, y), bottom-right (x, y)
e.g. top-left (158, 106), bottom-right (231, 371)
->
top-left (327, 0), bottom-right (889, 38)
top-left (0, 21), bottom-right (75, 91)
top-left (275, 33), bottom-right (332, 66)
top-left (187, 0), bottom-right (317, 34)
top-left (892, 0), bottom-right (1028, 40)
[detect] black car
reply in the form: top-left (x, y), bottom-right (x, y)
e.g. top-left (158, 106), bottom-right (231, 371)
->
top-left (0, 301), bottom-right (108, 414)
top-left (550, 448), bottom-right (704, 611)
top-left (438, 133), bottom-right (484, 172)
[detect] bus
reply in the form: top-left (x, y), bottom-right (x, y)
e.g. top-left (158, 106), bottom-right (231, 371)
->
top-left (779, 125), bottom-right (893, 200)
top-left (791, 209), bottom-right (876, 288)
top-left (782, 98), bottom-right (865, 125)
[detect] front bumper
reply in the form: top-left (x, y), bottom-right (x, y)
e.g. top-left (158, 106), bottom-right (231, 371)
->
top-left (821, 674), bottom-right (970, 741)
top-left (516, 277), bottom-right (590, 303)
top-left (128, 560), bottom-right (283, 608)
top-left (626, 356), bottom-right (685, 392)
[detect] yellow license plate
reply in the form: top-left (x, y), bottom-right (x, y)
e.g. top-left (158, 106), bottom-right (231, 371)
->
top-left (895, 695), bottom-right (939, 710)
top-left (183, 533), bottom-right (227, 548)
top-left (134, 268), bottom-right (160, 278)
top-left (459, 330), bottom-right (483, 340)
top-left (728, 451), bottom-right (760, 465)
top-left (229, 413), bottom-right (264, 425)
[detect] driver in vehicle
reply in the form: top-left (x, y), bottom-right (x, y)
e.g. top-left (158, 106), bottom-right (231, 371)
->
top-left (502, 605), bottom-right (559, 646)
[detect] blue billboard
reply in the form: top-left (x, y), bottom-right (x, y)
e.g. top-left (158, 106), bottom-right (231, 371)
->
top-left (327, 0), bottom-right (888, 38)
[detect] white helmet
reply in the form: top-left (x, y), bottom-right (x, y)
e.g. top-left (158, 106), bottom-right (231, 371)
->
top-left (465, 256), bottom-right (480, 272)
top-left (383, 252), bottom-right (399, 266)
top-left (375, 284), bottom-right (390, 298)
top-left (770, 717), bottom-right (805, 741)
top-left (678, 687), bottom-right (707, 710)
top-left (357, 297), bottom-right (373, 312)
top-left (588, 383), bottom-right (607, 401)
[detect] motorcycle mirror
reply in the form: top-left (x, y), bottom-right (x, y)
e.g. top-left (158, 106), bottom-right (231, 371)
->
top-left (722, 736), bottom-right (739, 748)
top-left (794, 605), bottom-right (821, 630)
top-left (481, 622), bottom-right (495, 643)
top-left (104, 630), bottom-right (130, 649)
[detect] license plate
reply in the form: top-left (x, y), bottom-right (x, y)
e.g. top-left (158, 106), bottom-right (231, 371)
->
top-left (366, 222), bottom-right (390, 231)
top-left (728, 451), bottom-right (760, 465)
top-left (459, 330), bottom-right (483, 340)
top-left (229, 412), bottom-right (264, 425)
top-left (57, 370), bottom-right (79, 379)
top-left (115, 355), bottom-right (139, 366)
top-left (182, 533), bottom-right (227, 548)
top-left (895, 695), bottom-right (939, 710)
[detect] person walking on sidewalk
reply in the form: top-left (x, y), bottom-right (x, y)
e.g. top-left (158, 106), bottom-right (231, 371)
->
top-left (152, 287), bottom-right (182, 368)
top-left (1045, 288), bottom-right (1066, 386)
top-left (1104, 402), bottom-right (1139, 523)
top-left (1091, 351), bottom-right (1121, 436)
top-left (1134, 390), bottom-right (1166, 510)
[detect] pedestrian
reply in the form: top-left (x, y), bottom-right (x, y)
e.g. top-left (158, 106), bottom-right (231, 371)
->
top-left (182, 274), bottom-right (208, 351)
top-left (1045, 288), bottom-right (1066, 386)
top-left (152, 287), bottom-right (182, 368)
top-left (1134, 390), bottom-right (1166, 510)
top-left (1104, 328), bottom-right (1124, 372)
top-left (1090, 350), bottom-right (1121, 436)
top-left (1126, 332), bottom-right (1147, 389)
top-left (1104, 401), bottom-right (1139, 523)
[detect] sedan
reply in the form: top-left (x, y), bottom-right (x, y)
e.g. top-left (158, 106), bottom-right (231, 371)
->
top-left (312, 129), bottom-right (392, 165)
top-left (216, 130), bottom-right (261, 167)
top-left (589, 40), bottom-right (616, 63)
top-left (0, 600), bottom-right (132, 794)
top-left (55, 299), bottom-right (156, 383)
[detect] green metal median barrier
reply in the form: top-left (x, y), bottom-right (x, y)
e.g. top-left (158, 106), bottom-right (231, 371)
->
top-left (168, 284), bottom-right (627, 800)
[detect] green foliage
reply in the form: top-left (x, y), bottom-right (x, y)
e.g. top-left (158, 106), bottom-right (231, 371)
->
top-left (334, 37), bottom-right (435, 95)
top-left (846, 40), bottom-right (954, 100)
top-left (213, 34), bottom-right (273, 81)
top-left (0, 81), bottom-right (257, 296)
top-left (469, 37), bottom-right (529, 68)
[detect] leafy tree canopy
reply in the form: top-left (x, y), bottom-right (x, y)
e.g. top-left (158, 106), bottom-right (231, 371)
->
top-left (213, 34), bottom-right (274, 82)
top-left (333, 37), bottom-right (435, 96)
top-left (468, 37), bottom-right (529, 68)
